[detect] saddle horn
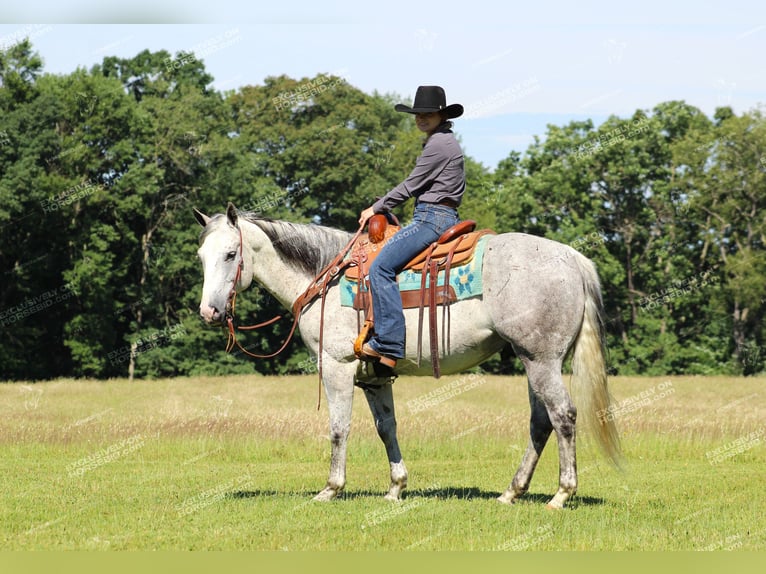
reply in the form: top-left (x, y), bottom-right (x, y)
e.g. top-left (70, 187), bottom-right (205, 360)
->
top-left (367, 214), bottom-right (389, 243)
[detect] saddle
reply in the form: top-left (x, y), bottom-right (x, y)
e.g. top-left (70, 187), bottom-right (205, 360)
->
top-left (344, 219), bottom-right (487, 280)
top-left (347, 214), bottom-right (495, 378)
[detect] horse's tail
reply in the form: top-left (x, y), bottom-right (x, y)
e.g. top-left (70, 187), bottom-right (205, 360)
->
top-left (570, 252), bottom-right (622, 467)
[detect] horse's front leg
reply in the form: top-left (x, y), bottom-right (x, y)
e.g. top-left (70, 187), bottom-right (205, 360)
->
top-left (361, 382), bottom-right (408, 501)
top-left (314, 362), bottom-right (356, 501)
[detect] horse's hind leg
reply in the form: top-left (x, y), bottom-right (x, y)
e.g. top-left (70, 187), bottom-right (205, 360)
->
top-left (498, 381), bottom-right (554, 505)
top-left (500, 359), bottom-right (578, 509)
top-left (361, 382), bottom-right (408, 501)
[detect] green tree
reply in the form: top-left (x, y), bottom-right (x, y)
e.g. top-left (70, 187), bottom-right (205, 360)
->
top-left (1, 43), bottom-right (80, 379)
top-left (491, 103), bottom-right (734, 375)
top-left (674, 107), bottom-right (766, 374)
top-left (86, 51), bottom-right (232, 379)
top-left (226, 77), bottom-right (420, 229)
top-left (0, 38), bottom-right (42, 109)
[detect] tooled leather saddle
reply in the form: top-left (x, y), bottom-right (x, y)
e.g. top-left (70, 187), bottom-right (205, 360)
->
top-left (347, 214), bottom-right (495, 378)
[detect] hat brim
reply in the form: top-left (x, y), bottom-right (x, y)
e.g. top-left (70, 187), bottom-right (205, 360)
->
top-left (395, 103), bottom-right (464, 119)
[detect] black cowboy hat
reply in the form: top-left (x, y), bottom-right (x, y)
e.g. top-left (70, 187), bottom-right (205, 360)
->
top-left (394, 85), bottom-right (463, 119)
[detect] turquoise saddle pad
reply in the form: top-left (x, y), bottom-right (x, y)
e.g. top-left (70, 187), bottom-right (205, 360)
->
top-left (338, 235), bottom-right (490, 307)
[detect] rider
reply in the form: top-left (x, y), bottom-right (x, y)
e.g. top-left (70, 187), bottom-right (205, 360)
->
top-left (357, 85), bottom-right (465, 369)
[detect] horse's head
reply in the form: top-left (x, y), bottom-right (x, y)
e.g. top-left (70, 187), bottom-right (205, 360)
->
top-left (194, 203), bottom-right (253, 324)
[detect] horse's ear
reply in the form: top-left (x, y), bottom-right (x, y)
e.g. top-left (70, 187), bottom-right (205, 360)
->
top-left (193, 208), bottom-right (211, 227)
top-left (226, 202), bottom-right (239, 228)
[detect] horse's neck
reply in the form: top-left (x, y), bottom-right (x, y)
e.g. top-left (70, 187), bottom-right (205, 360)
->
top-left (240, 220), bottom-right (311, 310)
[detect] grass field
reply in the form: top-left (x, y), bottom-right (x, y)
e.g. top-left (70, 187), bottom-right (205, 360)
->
top-left (0, 374), bottom-right (764, 551)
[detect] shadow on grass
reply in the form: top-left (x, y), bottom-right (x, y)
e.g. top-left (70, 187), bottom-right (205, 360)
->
top-left (229, 487), bottom-right (605, 506)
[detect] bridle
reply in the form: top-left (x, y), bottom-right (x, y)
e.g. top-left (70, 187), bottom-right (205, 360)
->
top-left (223, 224), bottom-right (293, 359)
top-left (222, 221), bottom-right (365, 392)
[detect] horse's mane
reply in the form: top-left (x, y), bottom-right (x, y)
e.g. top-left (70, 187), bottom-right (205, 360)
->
top-left (240, 212), bottom-right (354, 276)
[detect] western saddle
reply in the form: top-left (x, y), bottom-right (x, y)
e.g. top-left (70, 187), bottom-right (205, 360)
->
top-left (348, 214), bottom-right (494, 378)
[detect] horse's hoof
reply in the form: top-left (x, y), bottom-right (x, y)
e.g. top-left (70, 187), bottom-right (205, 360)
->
top-left (497, 492), bottom-right (519, 505)
top-left (313, 487), bottom-right (339, 502)
top-left (384, 482), bottom-right (406, 501)
top-left (545, 502), bottom-right (564, 510)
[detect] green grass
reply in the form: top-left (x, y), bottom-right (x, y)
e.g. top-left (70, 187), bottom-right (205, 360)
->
top-left (0, 375), bottom-right (764, 550)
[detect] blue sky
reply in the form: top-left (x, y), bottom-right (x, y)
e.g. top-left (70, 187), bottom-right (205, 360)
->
top-left (2, 1), bottom-right (765, 169)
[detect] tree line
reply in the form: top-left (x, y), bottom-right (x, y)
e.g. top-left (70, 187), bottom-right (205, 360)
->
top-left (1, 39), bottom-right (764, 381)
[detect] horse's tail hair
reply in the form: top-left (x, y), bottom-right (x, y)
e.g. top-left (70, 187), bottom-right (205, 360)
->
top-left (570, 252), bottom-right (622, 467)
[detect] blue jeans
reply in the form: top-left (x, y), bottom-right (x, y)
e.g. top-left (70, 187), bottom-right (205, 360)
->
top-left (367, 202), bottom-right (459, 358)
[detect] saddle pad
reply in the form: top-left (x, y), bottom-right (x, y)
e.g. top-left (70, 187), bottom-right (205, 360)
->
top-left (338, 235), bottom-right (491, 308)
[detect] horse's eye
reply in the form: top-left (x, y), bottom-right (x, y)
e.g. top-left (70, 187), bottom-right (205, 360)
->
top-left (225, 251), bottom-right (237, 262)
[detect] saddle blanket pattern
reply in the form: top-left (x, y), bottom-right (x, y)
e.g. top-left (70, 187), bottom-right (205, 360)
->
top-left (338, 235), bottom-right (491, 308)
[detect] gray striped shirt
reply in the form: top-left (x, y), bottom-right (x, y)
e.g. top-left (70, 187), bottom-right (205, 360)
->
top-left (372, 125), bottom-right (466, 213)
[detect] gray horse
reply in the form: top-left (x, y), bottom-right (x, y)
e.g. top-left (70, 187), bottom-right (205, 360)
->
top-left (194, 203), bottom-right (621, 508)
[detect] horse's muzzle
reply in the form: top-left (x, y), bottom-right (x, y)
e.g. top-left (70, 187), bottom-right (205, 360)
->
top-left (199, 303), bottom-right (226, 324)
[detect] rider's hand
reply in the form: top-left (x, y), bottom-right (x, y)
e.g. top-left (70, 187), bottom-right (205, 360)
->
top-left (358, 207), bottom-right (375, 227)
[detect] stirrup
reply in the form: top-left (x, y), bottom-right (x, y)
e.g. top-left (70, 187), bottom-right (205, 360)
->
top-left (358, 343), bottom-right (397, 368)
top-left (353, 320), bottom-right (374, 357)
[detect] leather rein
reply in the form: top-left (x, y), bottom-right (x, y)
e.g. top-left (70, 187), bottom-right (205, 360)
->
top-left (223, 222), bottom-right (364, 385)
